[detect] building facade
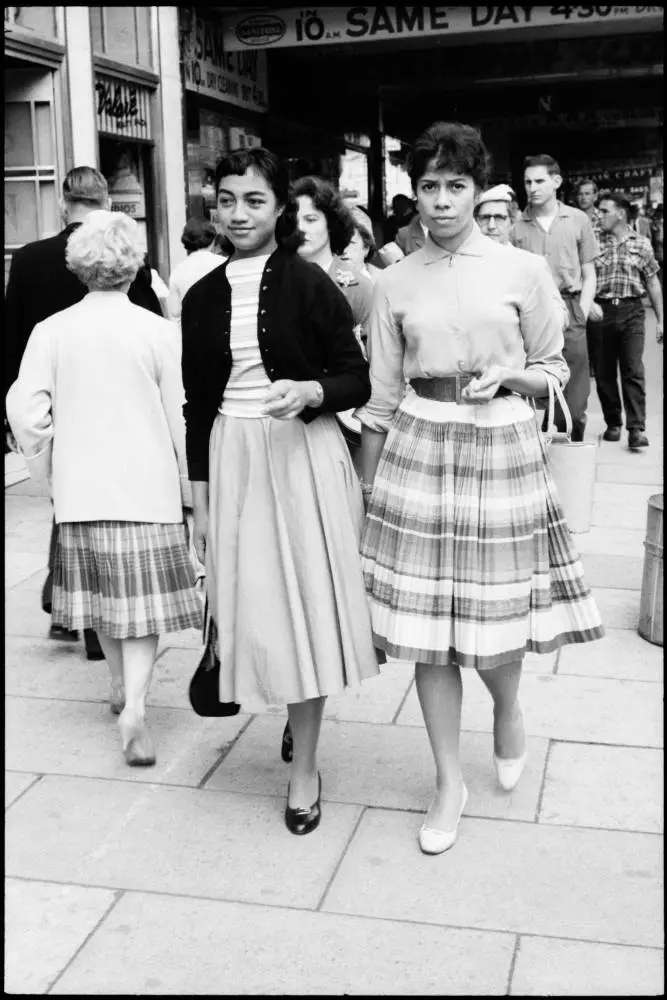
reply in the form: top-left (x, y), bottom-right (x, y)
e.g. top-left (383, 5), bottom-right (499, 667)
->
top-left (4, 6), bottom-right (187, 285)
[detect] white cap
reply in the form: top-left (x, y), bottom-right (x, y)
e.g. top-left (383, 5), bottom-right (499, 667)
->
top-left (476, 184), bottom-right (516, 207)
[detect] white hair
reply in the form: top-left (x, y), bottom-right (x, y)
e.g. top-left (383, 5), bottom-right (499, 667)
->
top-left (66, 210), bottom-right (145, 289)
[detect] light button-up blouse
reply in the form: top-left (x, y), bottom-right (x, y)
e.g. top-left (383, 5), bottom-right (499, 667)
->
top-left (356, 224), bottom-right (569, 432)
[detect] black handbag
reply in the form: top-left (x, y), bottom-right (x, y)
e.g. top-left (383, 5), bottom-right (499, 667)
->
top-left (188, 605), bottom-right (241, 718)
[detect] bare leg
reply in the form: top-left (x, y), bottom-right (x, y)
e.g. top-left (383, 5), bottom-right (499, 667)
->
top-left (120, 635), bottom-right (159, 720)
top-left (286, 696), bottom-right (326, 808)
top-left (476, 660), bottom-right (525, 759)
top-left (415, 661), bottom-right (466, 829)
top-left (94, 631), bottom-right (123, 688)
top-left (116, 635), bottom-right (159, 764)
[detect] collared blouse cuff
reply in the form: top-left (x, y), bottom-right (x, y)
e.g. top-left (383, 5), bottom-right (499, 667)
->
top-left (354, 400), bottom-right (397, 433)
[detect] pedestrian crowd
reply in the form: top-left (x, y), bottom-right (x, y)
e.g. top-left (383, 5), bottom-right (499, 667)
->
top-left (5, 120), bottom-right (662, 853)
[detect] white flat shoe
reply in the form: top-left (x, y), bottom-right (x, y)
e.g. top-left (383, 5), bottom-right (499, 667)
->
top-left (418, 784), bottom-right (468, 855)
top-left (493, 751), bottom-right (527, 791)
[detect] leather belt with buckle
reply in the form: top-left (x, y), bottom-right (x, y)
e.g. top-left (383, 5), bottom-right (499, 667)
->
top-left (599, 297), bottom-right (641, 307)
top-left (411, 375), bottom-right (512, 404)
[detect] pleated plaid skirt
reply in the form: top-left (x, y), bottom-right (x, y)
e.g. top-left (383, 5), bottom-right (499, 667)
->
top-left (361, 392), bottom-right (604, 670)
top-left (51, 521), bottom-right (203, 639)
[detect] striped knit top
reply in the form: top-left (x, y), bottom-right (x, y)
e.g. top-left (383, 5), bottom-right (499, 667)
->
top-left (219, 255), bottom-right (272, 418)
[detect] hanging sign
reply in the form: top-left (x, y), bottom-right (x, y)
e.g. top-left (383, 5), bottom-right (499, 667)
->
top-left (95, 75), bottom-right (152, 140)
top-left (221, 5), bottom-right (663, 51)
top-left (181, 9), bottom-right (269, 112)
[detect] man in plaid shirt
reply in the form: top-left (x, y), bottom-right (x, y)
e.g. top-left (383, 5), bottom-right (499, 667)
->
top-left (590, 190), bottom-right (663, 450)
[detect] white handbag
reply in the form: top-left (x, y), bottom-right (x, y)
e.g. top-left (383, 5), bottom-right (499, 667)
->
top-left (541, 375), bottom-right (599, 534)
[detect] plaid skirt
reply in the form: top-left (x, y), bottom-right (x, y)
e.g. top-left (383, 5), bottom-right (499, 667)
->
top-left (51, 521), bottom-right (203, 639)
top-left (361, 392), bottom-right (604, 670)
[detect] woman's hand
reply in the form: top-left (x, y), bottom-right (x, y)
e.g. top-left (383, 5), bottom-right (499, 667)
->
top-left (193, 506), bottom-right (208, 564)
top-left (461, 366), bottom-right (507, 404)
top-left (261, 380), bottom-right (319, 419)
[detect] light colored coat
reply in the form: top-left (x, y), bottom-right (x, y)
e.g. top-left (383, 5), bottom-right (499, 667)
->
top-left (6, 291), bottom-right (189, 523)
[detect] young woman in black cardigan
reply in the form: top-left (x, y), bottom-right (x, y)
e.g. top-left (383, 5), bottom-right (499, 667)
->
top-left (181, 148), bottom-right (380, 836)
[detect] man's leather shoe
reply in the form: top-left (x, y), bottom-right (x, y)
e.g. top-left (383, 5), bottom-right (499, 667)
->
top-left (628, 430), bottom-right (649, 450)
top-left (281, 721), bottom-right (293, 763)
top-left (603, 426), bottom-right (622, 442)
top-left (285, 773), bottom-right (321, 835)
top-left (49, 624), bottom-right (79, 642)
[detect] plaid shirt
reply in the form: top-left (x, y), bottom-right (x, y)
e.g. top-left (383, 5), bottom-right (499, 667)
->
top-left (594, 228), bottom-right (659, 300)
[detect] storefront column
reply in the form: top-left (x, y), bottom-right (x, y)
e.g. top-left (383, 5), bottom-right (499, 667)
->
top-left (156, 5), bottom-right (187, 273)
top-left (64, 7), bottom-right (97, 166)
top-left (369, 91), bottom-right (386, 224)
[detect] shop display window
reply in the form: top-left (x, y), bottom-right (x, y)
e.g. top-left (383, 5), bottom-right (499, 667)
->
top-left (90, 7), bottom-right (153, 69)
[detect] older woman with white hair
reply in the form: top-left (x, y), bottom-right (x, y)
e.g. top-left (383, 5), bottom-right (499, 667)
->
top-left (6, 210), bottom-right (202, 767)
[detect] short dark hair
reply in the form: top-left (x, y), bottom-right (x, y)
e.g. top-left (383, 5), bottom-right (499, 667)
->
top-left (407, 122), bottom-right (492, 190)
top-left (181, 217), bottom-right (217, 254)
top-left (576, 178), bottom-right (598, 194)
top-left (292, 176), bottom-right (356, 255)
top-left (62, 166), bottom-right (108, 207)
top-left (524, 154), bottom-right (561, 175)
top-left (214, 146), bottom-right (299, 252)
top-left (598, 190), bottom-right (632, 217)
top-left (214, 147), bottom-right (289, 205)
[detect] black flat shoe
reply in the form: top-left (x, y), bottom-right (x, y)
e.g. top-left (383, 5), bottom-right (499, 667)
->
top-left (281, 720), bottom-right (293, 763)
top-left (49, 624), bottom-right (79, 642)
top-left (284, 773), bottom-right (322, 836)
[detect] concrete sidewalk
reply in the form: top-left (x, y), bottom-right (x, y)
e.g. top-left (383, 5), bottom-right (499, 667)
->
top-left (5, 313), bottom-right (663, 995)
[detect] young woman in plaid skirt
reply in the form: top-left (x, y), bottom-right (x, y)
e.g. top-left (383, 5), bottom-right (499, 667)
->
top-left (7, 211), bottom-right (202, 768)
top-left (356, 122), bottom-right (604, 855)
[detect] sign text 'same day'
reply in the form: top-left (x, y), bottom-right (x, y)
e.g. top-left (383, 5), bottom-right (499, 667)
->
top-left (222, 6), bottom-right (663, 50)
top-left (182, 14), bottom-right (268, 112)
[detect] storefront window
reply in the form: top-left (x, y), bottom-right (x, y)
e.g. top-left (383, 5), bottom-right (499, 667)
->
top-left (5, 69), bottom-right (60, 281)
top-left (4, 6), bottom-right (57, 38)
top-left (90, 7), bottom-right (154, 69)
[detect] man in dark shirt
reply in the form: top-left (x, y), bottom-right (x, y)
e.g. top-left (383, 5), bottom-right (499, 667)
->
top-left (5, 166), bottom-right (162, 656)
top-left (591, 190), bottom-right (663, 451)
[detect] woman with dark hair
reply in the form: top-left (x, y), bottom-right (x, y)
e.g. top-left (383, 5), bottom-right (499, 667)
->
top-left (292, 176), bottom-right (374, 351)
top-left (181, 147), bottom-right (379, 836)
top-left (167, 218), bottom-right (224, 324)
top-left (357, 121), bottom-right (603, 855)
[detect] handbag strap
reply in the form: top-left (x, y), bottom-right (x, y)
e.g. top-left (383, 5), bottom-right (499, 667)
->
top-left (543, 373), bottom-right (573, 444)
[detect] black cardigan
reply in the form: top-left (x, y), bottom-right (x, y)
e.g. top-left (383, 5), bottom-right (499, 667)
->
top-left (181, 247), bottom-right (371, 481)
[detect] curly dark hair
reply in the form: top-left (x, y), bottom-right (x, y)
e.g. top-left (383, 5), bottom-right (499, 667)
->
top-left (408, 122), bottom-right (492, 190)
top-left (291, 176), bottom-right (357, 256)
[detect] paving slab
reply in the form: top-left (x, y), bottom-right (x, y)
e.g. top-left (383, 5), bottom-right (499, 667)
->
top-left (540, 743), bottom-right (663, 833)
top-left (593, 482), bottom-right (661, 508)
top-left (3, 516), bottom-right (52, 554)
top-left (574, 526), bottom-right (647, 558)
top-left (592, 501), bottom-right (650, 530)
top-left (592, 442), bottom-right (663, 466)
top-left (580, 552), bottom-right (644, 590)
top-left (322, 660), bottom-right (415, 723)
top-left (557, 626), bottom-right (663, 682)
top-left (397, 671), bottom-right (662, 747)
top-left (5, 695), bottom-right (250, 788)
top-left (597, 463), bottom-right (663, 486)
top-left (157, 627), bottom-right (204, 653)
top-left (206, 713), bottom-right (548, 822)
top-left (322, 809), bottom-right (663, 947)
top-left (5, 552), bottom-right (48, 589)
top-left (510, 936), bottom-right (664, 996)
top-left (5, 587), bottom-right (57, 637)
top-left (591, 587), bottom-right (642, 630)
top-left (5, 878), bottom-right (117, 995)
top-left (49, 892), bottom-right (516, 997)
top-left (6, 775), bottom-right (362, 908)
top-left (5, 771), bottom-right (41, 809)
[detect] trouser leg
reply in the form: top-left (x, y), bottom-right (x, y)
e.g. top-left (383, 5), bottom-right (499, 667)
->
top-left (561, 297), bottom-right (590, 440)
top-left (592, 310), bottom-right (623, 427)
top-left (617, 303), bottom-right (647, 431)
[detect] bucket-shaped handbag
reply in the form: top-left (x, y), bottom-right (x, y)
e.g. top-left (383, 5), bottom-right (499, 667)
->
top-left (542, 376), bottom-right (599, 534)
